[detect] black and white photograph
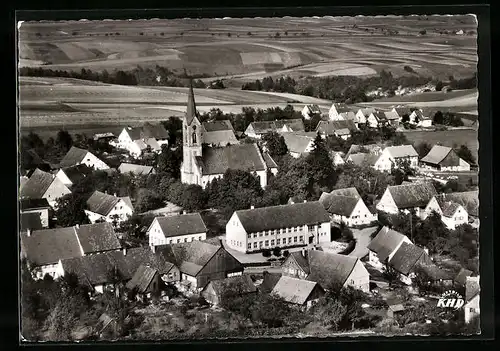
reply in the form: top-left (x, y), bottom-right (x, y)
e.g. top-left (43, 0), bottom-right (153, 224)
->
top-left (17, 10), bottom-right (483, 341)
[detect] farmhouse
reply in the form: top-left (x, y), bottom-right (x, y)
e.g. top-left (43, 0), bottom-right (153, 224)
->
top-left (301, 104), bottom-right (322, 119)
top-left (367, 111), bottom-right (388, 128)
top-left (20, 198), bottom-right (50, 229)
top-left (271, 276), bottom-right (325, 309)
top-left (59, 146), bottom-right (110, 170)
top-left (424, 194), bottom-right (469, 229)
top-left (355, 108), bottom-right (376, 125)
top-left (384, 110), bottom-right (401, 127)
top-left (319, 189), bottom-right (375, 227)
top-left (258, 271), bottom-right (282, 293)
top-left (367, 226), bottom-right (412, 267)
top-left (225, 201), bottom-right (331, 253)
top-left (20, 168), bottom-right (72, 208)
top-left (244, 119), bottom-right (305, 139)
top-left (118, 163), bottom-right (155, 176)
top-left (147, 213), bottom-right (207, 247)
top-left (376, 182), bottom-right (437, 217)
top-left (84, 190), bottom-right (134, 225)
top-left (391, 106), bottom-right (412, 121)
top-left (20, 222), bottom-right (122, 280)
top-left (181, 83), bottom-right (277, 189)
top-left (328, 102), bottom-right (352, 120)
top-left (282, 249), bottom-right (370, 293)
top-left (55, 164), bottom-right (94, 187)
top-left (116, 122), bottom-right (169, 157)
top-left (201, 275), bottom-right (257, 305)
top-left (315, 120), bottom-right (358, 139)
top-left (464, 276), bottom-right (480, 324)
top-left (409, 109), bottom-right (433, 127)
top-left (201, 120), bottom-right (239, 146)
top-left (262, 152), bottom-right (279, 176)
top-left (125, 265), bottom-right (162, 301)
top-left (420, 145), bottom-right (471, 171)
top-left (281, 133), bottom-right (315, 158)
top-left (372, 145), bottom-right (419, 172)
top-left (388, 242), bottom-right (433, 285)
top-left (346, 152), bottom-right (380, 168)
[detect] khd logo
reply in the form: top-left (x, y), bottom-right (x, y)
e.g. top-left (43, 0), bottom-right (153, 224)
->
top-left (436, 290), bottom-right (465, 310)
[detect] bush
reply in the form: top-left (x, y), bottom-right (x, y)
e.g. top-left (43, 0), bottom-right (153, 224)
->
top-left (403, 66), bottom-right (415, 73)
top-left (272, 247), bottom-right (282, 257)
top-left (262, 249), bottom-right (272, 258)
top-left (283, 250), bottom-right (290, 257)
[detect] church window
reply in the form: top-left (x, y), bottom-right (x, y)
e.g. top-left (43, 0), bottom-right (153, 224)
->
top-left (192, 131), bottom-right (197, 144)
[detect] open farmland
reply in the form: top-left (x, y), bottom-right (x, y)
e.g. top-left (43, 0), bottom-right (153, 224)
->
top-left (18, 15), bottom-right (477, 82)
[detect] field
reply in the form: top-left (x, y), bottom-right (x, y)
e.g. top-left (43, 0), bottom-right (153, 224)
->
top-left (18, 16), bottom-right (477, 83)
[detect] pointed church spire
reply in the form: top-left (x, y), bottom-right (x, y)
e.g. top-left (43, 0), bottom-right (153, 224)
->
top-left (186, 78), bottom-right (197, 125)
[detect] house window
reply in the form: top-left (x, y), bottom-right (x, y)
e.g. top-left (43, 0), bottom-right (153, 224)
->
top-left (307, 225), bottom-right (314, 231)
top-left (169, 239), bottom-right (173, 244)
top-left (184, 238), bottom-right (188, 242)
top-left (265, 240), bottom-right (269, 247)
top-left (287, 228), bottom-right (290, 233)
top-left (177, 239), bottom-right (181, 243)
top-left (294, 237), bottom-right (297, 243)
top-left (198, 236), bottom-right (202, 241)
top-left (247, 234), bottom-right (252, 239)
top-left (271, 240), bottom-right (275, 246)
top-left (259, 241), bottom-right (263, 247)
top-left (253, 233), bottom-right (257, 238)
top-left (288, 237), bottom-right (292, 244)
top-left (248, 244), bottom-right (251, 250)
top-left (300, 236), bottom-right (304, 242)
top-left (470, 308), bottom-right (475, 313)
top-left (294, 227), bottom-right (297, 232)
top-left (254, 242), bottom-right (258, 248)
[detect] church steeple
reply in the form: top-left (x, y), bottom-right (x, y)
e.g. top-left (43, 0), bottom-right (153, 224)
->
top-left (185, 79), bottom-right (197, 126)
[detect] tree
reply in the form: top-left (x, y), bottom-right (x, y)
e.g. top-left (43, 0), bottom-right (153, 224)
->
top-left (135, 188), bottom-right (164, 213)
top-left (401, 114), bottom-right (410, 124)
top-left (433, 111), bottom-right (444, 124)
top-left (250, 293), bottom-right (292, 328)
top-left (262, 249), bottom-right (272, 258)
top-left (272, 247), bottom-right (281, 257)
top-left (55, 130), bottom-right (73, 153)
top-left (435, 81), bottom-right (444, 91)
top-left (415, 141), bottom-right (432, 158)
top-left (54, 193), bottom-right (90, 227)
top-left (383, 259), bottom-right (400, 287)
top-left (455, 144), bottom-right (476, 165)
top-left (262, 132), bottom-right (288, 159)
top-left (305, 133), bottom-right (337, 196)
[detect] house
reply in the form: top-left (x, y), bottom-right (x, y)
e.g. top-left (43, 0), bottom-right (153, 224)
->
top-left (58, 146), bottom-right (110, 170)
top-left (258, 271), bottom-right (282, 293)
top-left (330, 151), bottom-right (345, 166)
top-left (355, 108), bottom-right (376, 125)
top-left (225, 201), bottom-right (331, 253)
top-left (424, 193), bottom-right (469, 229)
top-left (244, 119), bottom-right (305, 139)
top-left (420, 145), bottom-right (471, 171)
top-left (373, 145), bottom-right (419, 172)
top-left (262, 152), bottom-right (279, 176)
top-left (147, 213), bottom-right (207, 247)
top-left (409, 109), bottom-right (433, 127)
top-left (339, 111), bottom-right (358, 124)
top-left (271, 276), bottom-right (325, 309)
top-left (116, 122), bottom-right (169, 157)
top-left (118, 163), bottom-right (155, 176)
top-left (20, 222), bottom-right (122, 280)
top-left (181, 84), bottom-right (277, 189)
top-left (55, 164), bottom-right (94, 187)
top-left (464, 276), bottom-right (480, 324)
top-left (386, 297), bottom-right (406, 319)
top-left (20, 198), bottom-right (50, 228)
top-left (282, 249), bottom-right (370, 293)
top-left (345, 144), bottom-right (383, 160)
top-left (125, 265), bottom-right (162, 301)
top-left (201, 275), bottom-right (257, 305)
top-left (376, 182), bottom-right (437, 217)
top-left (281, 133), bottom-right (315, 158)
top-left (315, 120), bottom-right (358, 140)
top-left (388, 242), bottom-right (433, 285)
top-left (201, 120), bottom-right (239, 146)
top-left (346, 153), bottom-right (380, 168)
top-left (84, 191), bottom-right (134, 225)
top-left (319, 190), bottom-right (375, 227)
top-left (93, 132), bottom-right (115, 142)
top-left (434, 190), bottom-right (479, 227)
top-left (384, 110), bottom-right (401, 127)
top-left (59, 245), bottom-right (180, 295)
top-left (367, 226), bottom-right (412, 267)
top-left (19, 168), bottom-right (72, 208)
top-left (301, 104), bottom-right (322, 120)
top-left (367, 111), bottom-right (388, 128)
top-left (328, 103), bottom-right (352, 120)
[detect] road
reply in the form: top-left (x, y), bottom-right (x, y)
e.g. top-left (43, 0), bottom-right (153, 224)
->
top-left (349, 226), bottom-right (378, 259)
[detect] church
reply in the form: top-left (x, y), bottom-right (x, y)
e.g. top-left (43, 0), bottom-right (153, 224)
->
top-left (180, 83), bottom-right (278, 189)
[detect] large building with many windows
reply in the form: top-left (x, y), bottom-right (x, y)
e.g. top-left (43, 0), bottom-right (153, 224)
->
top-left (225, 201), bottom-right (331, 253)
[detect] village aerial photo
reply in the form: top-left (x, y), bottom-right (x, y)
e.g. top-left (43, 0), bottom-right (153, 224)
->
top-left (17, 13), bottom-right (480, 341)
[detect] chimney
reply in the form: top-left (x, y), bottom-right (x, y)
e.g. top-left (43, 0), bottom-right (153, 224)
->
top-left (250, 205), bottom-right (255, 210)
top-left (123, 247), bottom-right (127, 256)
top-left (26, 228), bottom-right (31, 237)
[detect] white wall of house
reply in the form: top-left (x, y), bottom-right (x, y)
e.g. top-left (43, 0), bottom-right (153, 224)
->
top-left (376, 189), bottom-right (399, 214)
top-left (43, 178), bottom-right (71, 208)
top-left (55, 169), bottom-right (74, 186)
top-left (35, 263), bottom-right (62, 280)
top-left (85, 198), bottom-right (133, 225)
top-left (302, 106), bottom-right (312, 120)
top-left (423, 197), bottom-right (442, 219)
top-left (181, 273), bottom-right (198, 289)
top-left (82, 152), bottom-right (110, 170)
top-left (22, 208), bottom-right (50, 228)
top-left (373, 149), bottom-right (419, 173)
top-left (464, 294), bottom-right (480, 324)
top-left (366, 114), bottom-right (379, 128)
top-left (148, 219), bottom-right (206, 246)
top-left (419, 119), bottom-right (433, 128)
top-left (332, 153), bottom-right (345, 166)
top-left (441, 206), bottom-right (468, 230)
top-left (441, 158), bottom-right (471, 172)
top-left (343, 260), bottom-right (370, 293)
top-left (225, 213), bottom-right (248, 252)
top-left (328, 105), bottom-right (344, 121)
top-left (355, 110), bottom-right (367, 124)
top-left (330, 199), bottom-right (375, 227)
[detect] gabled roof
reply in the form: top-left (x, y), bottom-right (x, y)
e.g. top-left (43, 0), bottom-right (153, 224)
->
top-left (259, 272), bottom-right (282, 293)
top-left (454, 268), bottom-right (473, 286)
top-left (330, 103), bottom-right (351, 114)
top-left (384, 110), bottom-right (401, 121)
top-left (126, 265), bottom-right (158, 293)
top-left (385, 145), bottom-right (418, 158)
top-left (465, 276), bottom-right (480, 302)
top-left (305, 250), bottom-right (358, 288)
top-left (357, 107), bottom-right (376, 117)
top-left (339, 111), bottom-right (357, 122)
top-left (202, 120), bottom-right (234, 132)
top-left (371, 111), bottom-right (387, 122)
top-left (319, 195), bottom-right (360, 217)
top-left (20, 198), bottom-right (50, 211)
top-left (195, 143), bottom-right (267, 175)
top-left (420, 145), bottom-right (454, 165)
top-left (60, 164), bottom-right (93, 185)
top-left (386, 182), bottom-right (437, 209)
top-left (368, 226), bottom-right (409, 262)
top-left (235, 202), bottom-right (330, 234)
top-left (435, 198), bottom-right (462, 217)
top-left (347, 153), bottom-right (379, 167)
top-left (207, 275), bottom-right (257, 298)
top-left (86, 191), bottom-right (121, 216)
top-left (76, 222), bottom-right (121, 254)
top-left (141, 122), bottom-right (169, 140)
top-left (305, 104), bottom-right (322, 114)
top-left (389, 242), bottom-right (430, 275)
top-left (326, 187), bottom-right (361, 198)
top-left (272, 276), bottom-right (322, 305)
top-left (316, 120), bottom-right (357, 135)
top-left (20, 212), bottom-right (43, 232)
top-left (281, 133), bottom-right (314, 154)
top-left (154, 213), bottom-right (207, 238)
top-left (247, 119), bottom-right (305, 134)
top-left (438, 191), bottom-right (479, 217)
top-left (393, 107), bottom-right (412, 117)
top-left (289, 252), bottom-right (311, 275)
top-left (262, 152), bottom-right (278, 169)
top-left (120, 196), bottom-right (133, 211)
top-left (19, 169), bottom-right (55, 199)
top-left (345, 144), bottom-right (382, 159)
top-left (58, 146), bottom-right (90, 168)
top-left (203, 130), bottom-right (239, 146)
top-left (118, 163), bottom-right (154, 176)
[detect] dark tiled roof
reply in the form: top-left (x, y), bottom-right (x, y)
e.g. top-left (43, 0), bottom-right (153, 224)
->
top-left (345, 144), bottom-right (382, 159)
top-left (235, 202), bottom-right (330, 233)
top-left (465, 276), bottom-right (480, 302)
top-left (259, 272), bottom-right (282, 293)
top-left (327, 187), bottom-right (361, 198)
top-left (289, 252), bottom-right (311, 274)
top-left (155, 213), bottom-right (207, 238)
top-left (454, 268), bottom-right (473, 286)
top-left (306, 104), bottom-right (322, 114)
top-left (58, 146), bottom-right (89, 168)
top-left (419, 264), bottom-right (453, 281)
top-left (394, 107), bottom-right (412, 116)
top-left (126, 265), bottom-right (158, 293)
top-left (281, 133), bottom-right (314, 154)
top-left (389, 242), bottom-right (430, 275)
top-left (436, 199), bottom-right (462, 217)
top-left (347, 153), bottom-right (379, 167)
top-left (118, 163), bottom-right (154, 175)
top-left (208, 275), bottom-right (257, 298)
top-left (385, 145), bottom-right (418, 158)
top-left (368, 226), bottom-right (408, 262)
top-left (21, 227), bottom-right (82, 266)
top-left (141, 122), bottom-right (169, 140)
top-left (306, 250), bottom-right (358, 288)
top-left (76, 222), bottom-right (121, 254)
top-left (372, 111), bottom-right (387, 121)
top-left (420, 145), bottom-right (453, 165)
top-left (86, 191), bottom-right (120, 216)
top-left (439, 191), bottom-right (479, 217)
top-left (387, 182), bottom-right (437, 209)
top-left (19, 169), bottom-right (54, 199)
top-left (248, 119), bottom-right (305, 134)
top-left (203, 120), bottom-right (233, 132)
top-left (316, 120), bottom-right (357, 135)
top-left (196, 144), bottom-right (266, 175)
top-left (203, 130), bottom-right (239, 146)
top-left (319, 194), bottom-right (360, 217)
top-left (61, 164), bottom-right (93, 184)
top-left (20, 212), bottom-right (43, 232)
top-left (20, 198), bottom-right (50, 210)
top-left (272, 276), bottom-right (321, 305)
top-left (331, 103), bottom-right (351, 114)
top-left (262, 152), bottom-right (278, 169)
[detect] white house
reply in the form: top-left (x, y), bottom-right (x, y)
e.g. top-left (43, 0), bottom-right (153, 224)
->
top-left (244, 119), bottom-right (305, 139)
top-left (271, 276), bottom-right (325, 309)
top-left (319, 190), bottom-right (376, 227)
top-left (225, 202), bottom-right (331, 253)
top-left (367, 226), bottom-right (412, 267)
top-left (355, 108), bottom-right (375, 125)
top-left (55, 164), bottom-right (94, 187)
top-left (409, 109), bottom-right (433, 127)
top-left (59, 146), bottom-right (110, 170)
top-left (84, 191), bottom-right (134, 225)
top-left (367, 111), bottom-right (388, 128)
top-left (420, 145), bottom-right (471, 171)
top-left (315, 120), bottom-right (358, 140)
top-left (281, 133), bottom-right (315, 158)
top-left (424, 193), bottom-right (470, 229)
top-left (464, 276), bottom-right (480, 324)
top-left (373, 145), bottom-right (419, 172)
top-left (301, 104), bottom-right (322, 120)
top-left (19, 168), bottom-right (72, 208)
top-left (328, 103), bottom-right (352, 120)
top-left (147, 213), bottom-right (207, 247)
top-left (116, 122), bottom-right (169, 158)
top-left (376, 182), bottom-right (437, 217)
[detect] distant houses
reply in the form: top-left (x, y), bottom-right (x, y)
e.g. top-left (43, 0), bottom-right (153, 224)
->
top-left (367, 111), bottom-right (388, 128)
top-left (301, 104), bottom-right (322, 120)
top-left (376, 182), bottom-right (437, 217)
top-left (147, 213), bottom-right (208, 247)
top-left (59, 146), bottom-right (110, 170)
top-left (84, 190), bottom-right (134, 225)
top-left (244, 119), bottom-right (305, 139)
top-left (420, 145), bottom-right (471, 171)
top-left (115, 123), bottom-right (169, 158)
top-left (315, 120), bottom-right (358, 140)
